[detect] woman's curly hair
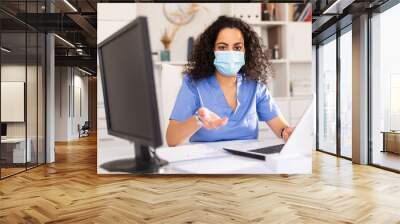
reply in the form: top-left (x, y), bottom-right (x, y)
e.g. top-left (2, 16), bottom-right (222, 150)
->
top-left (184, 15), bottom-right (272, 84)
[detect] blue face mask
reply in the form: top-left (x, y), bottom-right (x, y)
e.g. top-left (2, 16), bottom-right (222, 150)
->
top-left (213, 51), bottom-right (245, 77)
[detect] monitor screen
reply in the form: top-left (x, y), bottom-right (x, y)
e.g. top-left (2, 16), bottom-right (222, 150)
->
top-left (98, 17), bottom-right (161, 147)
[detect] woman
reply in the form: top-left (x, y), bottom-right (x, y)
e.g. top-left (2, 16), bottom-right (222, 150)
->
top-left (166, 16), bottom-right (293, 147)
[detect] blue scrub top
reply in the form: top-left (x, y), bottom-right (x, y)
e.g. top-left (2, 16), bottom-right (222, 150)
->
top-left (169, 74), bottom-right (280, 142)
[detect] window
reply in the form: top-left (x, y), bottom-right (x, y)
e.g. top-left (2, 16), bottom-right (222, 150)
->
top-left (370, 3), bottom-right (400, 171)
top-left (317, 37), bottom-right (337, 154)
top-left (0, 2), bottom-right (46, 179)
top-left (340, 28), bottom-right (352, 158)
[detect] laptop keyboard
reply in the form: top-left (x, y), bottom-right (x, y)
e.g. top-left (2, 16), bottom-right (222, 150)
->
top-left (249, 144), bottom-right (285, 155)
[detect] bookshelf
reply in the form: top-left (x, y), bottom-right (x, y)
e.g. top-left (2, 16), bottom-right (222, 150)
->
top-left (222, 3), bottom-right (313, 135)
top-left (222, 3), bottom-right (313, 99)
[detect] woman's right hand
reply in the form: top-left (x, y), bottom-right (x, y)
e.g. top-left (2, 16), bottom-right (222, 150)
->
top-left (197, 107), bottom-right (228, 130)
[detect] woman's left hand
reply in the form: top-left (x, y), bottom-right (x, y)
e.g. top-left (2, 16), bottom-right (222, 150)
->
top-left (282, 127), bottom-right (295, 142)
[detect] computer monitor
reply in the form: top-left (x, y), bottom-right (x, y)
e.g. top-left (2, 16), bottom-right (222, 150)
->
top-left (1, 123), bottom-right (7, 137)
top-left (97, 16), bottom-right (167, 173)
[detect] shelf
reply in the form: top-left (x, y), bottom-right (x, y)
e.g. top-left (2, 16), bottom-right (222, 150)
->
top-left (153, 60), bottom-right (308, 65)
top-left (274, 95), bottom-right (313, 101)
top-left (287, 21), bottom-right (312, 25)
top-left (221, 3), bottom-right (313, 100)
top-left (289, 60), bottom-right (312, 64)
top-left (270, 59), bottom-right (287, 64)
top-left (249, 20), bottom-right (286, 27)
top-left (154, 61), bottom-right (187, 66)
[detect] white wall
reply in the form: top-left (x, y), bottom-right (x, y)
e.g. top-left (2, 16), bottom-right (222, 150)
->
top-left (1, 64), bottom-right (46, 163)
top-left (71, 74), bottom-right (89, 138)
top-left (55, 67), bottom-right (69, 141)
top-left (97, 3), bottom-right (222, 62)
top-left (97, 3), bottom-right (137, 44)
top-left (312, 45), bottom-right (316, 91)
top-left (1, 65), bottom-right (26, 81)
top-left (54, 67), bottom-right (89, 141)
top-left (75, 74), bottom-right (89, 123)
top-left (137, 3), bottom-right (221, 62)
top-left (1, 65), bottom-right (33, 138)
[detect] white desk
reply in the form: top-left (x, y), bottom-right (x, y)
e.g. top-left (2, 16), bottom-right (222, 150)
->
top-left (1, 138), bottom-right (32, 163)
top-left (98, 139), bottom-right (312, 175)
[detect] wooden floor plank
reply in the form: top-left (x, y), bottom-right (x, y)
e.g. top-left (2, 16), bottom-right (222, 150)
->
top-left (1, 134), bottom-right (400, 223)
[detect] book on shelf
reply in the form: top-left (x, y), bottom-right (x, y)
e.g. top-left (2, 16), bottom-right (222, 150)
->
top-left (290, 3), bottom-right (312, 22)
top-left (291, 79), bottom-right (312, 96)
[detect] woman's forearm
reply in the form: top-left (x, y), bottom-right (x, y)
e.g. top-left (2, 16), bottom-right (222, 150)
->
top-left (166, 116), bottom-right (202, 147)
top-left (266, 115), bottom-right (290, 138)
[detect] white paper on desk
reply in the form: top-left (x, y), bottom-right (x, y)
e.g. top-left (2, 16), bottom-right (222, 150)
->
top-left (156, 143), bottom-right (229, 163)
top-left (170, 156), bottom-right (263, 174)
top-left (265, 153), bottom-right (312, 174)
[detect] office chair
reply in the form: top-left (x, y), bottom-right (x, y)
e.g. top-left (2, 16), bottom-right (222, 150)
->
top-left (78, 121), bottom-right (90, 138)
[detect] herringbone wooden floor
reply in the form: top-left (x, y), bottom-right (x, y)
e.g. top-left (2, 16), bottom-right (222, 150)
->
top-left (1, 134), bottom-right (400, 224)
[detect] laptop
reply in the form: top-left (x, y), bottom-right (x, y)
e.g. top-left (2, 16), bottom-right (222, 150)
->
top-left (223, 96), bottom-right (315, 160)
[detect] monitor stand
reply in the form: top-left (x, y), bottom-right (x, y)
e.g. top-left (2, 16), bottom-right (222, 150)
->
top-left (100, 142), bottom-right (168, 174)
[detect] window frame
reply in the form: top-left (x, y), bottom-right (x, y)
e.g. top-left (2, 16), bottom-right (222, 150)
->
top-left (0, 1), bottom-right (47, 180)
top-left (315, 23), bottom-right (352, 160)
